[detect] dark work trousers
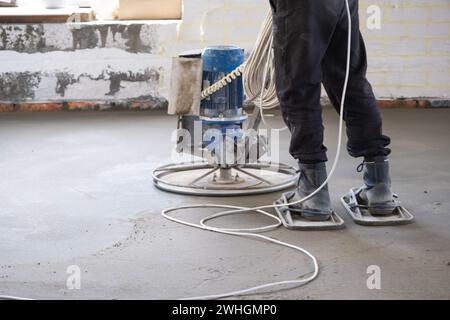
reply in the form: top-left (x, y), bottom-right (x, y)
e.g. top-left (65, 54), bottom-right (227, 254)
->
top-left (269, 0), bottom-right (391, 163)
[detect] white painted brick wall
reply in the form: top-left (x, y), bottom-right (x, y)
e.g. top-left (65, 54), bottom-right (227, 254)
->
top-left (170, 0), bottom-right (450, 99)
top-left (0, 0), bottom-right (448, 102)
top-left (359, 0), bottom-right (450, 98)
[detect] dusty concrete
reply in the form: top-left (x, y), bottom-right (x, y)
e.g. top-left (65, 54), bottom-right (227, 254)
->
top-left (0, 108), bottom-right (449, 300)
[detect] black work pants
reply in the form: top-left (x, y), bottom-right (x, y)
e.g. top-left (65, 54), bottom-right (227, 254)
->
top-left (270, 0), bottom-right (391, 163)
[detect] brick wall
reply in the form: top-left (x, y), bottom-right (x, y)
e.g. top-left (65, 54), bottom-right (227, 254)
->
top-left (0, 0), bottom-right (448, 109)
top-left (359, 0), bottom-right (450, 98)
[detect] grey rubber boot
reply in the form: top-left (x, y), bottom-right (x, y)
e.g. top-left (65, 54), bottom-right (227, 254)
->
top-left (358, 156), bottom-right (397, 216)
top-left (286, 162), bottom-right (332, 221)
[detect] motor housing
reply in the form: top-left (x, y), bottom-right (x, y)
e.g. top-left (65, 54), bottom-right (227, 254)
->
top-left (201, 46), bottom-right (246, 124)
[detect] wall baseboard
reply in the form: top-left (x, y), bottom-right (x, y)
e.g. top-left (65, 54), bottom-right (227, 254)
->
top-left (0, 98), bottom-right (448, 113)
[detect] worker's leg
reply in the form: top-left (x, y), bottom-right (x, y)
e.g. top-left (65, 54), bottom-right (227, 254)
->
top-left (322, 0), bottom-right (391, 158)
top-left (322, 0), bottom-right (396, 215)
top-left (270, 0), bottom-right (344, 163)
top-left (270, 0), bottom-right (345, 221)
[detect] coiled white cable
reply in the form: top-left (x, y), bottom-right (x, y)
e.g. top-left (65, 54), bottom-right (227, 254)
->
top-left (244, 11), bottom-right (279, 111)
top-left (201, 11), bottom-right (278, 111)
top-left (164, 0), bottom-right (352, 300)
top-left (201, 11), bottom-right (284, 130)
top-left (162, 205), bottom-right (319, 300)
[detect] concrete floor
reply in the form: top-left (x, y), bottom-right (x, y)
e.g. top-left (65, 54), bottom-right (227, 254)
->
top-left (0, 108), bottom-right (449, 300)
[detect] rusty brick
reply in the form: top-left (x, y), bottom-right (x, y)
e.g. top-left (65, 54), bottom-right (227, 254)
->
top-left (67, 101), bottom-right (97, 110)
top-left (131, 101), bottom-right (143, 109)
top-left (3, 99), bottom-right (435, 113)
top-left (0, 103), bottom-right (15, 112)
top-left (377, 100), bottom-right (396, 109)
top-left (416, 100), bottom-right (431, 108)
top-left (377, 99), bottom-right (419, 109)
top-left (401, 100), bottom-right (420, 109)
top-left (18, 103), bottom-right (63, 112)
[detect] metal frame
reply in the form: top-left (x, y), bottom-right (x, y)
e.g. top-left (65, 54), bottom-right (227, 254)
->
top-left (341, 188), bottom-right (414, 226)
top-left (153, 161), bottom-right (298, 196)
top-left (274, 193), bottom-right (345, 231)
top-left (154, 100), bottom-right (298, 196)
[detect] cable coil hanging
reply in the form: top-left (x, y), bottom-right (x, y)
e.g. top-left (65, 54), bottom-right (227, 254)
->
top-left (201, 11), bottom-right (278, 111)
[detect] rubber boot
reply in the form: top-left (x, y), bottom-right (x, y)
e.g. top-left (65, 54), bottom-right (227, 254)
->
top-left (286, 162), bottom-right (332, 222)
top-left (358, 156), bottom-right (397, 216)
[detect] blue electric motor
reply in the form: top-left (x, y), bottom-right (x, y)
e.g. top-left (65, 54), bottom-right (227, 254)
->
top-left (201, 46), bottom-right (247, 133)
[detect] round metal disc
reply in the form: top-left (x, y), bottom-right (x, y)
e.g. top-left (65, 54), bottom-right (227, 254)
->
top-left (153, 161), bottom-right (298, 196)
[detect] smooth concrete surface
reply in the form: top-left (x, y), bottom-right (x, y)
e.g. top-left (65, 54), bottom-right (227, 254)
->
top-left (0, 108), bottom-right (449, 300)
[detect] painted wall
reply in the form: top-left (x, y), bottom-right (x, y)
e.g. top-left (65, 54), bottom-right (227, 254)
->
top-left (0, 0), bottom-right (449, 108)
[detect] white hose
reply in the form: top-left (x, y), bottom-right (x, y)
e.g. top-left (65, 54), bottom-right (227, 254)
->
top-left (162, 205), bottom-right (318, 300)
top-left (201, 11), bottom-right (283, 130)
top-left (243, 11), bottom-right (279, 111)
top-left (164, 0), bottom-right (352, 300)
top-left (201, 11), bottom-right (277, 110)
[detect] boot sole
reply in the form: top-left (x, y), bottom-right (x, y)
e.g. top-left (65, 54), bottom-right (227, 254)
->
top-left (369, 207), bottom-right (397, 216)
top-left (369, 201), bottom-right (398, 216)
top-left (341, 188), bottom-right (415, 226)
top-left (300, 212), bottom-right (333, 222)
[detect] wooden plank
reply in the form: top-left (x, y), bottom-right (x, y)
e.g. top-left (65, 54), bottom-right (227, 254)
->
top-left (118, 0), bottom-right (182, 20)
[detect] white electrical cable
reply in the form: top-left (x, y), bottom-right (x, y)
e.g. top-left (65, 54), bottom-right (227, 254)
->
top-left (201, 11), bottom-right (284, 130)
top-left (201, 11), bottom-right (278, 111)
top-left (257, 36), bottom-right (289, 131)
top-left (245, 11), bottom-right (289, 131)
top-left (243, 11), bottom-right (279, 111)
top-left (163, 0), bottom-right (352, 300)
top-left (162, 205), bottom-right (318, 300)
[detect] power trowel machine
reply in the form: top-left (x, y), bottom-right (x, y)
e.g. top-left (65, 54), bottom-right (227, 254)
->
top-left (153, 46), bottom-right (298, 197)
top-left (153, 12), bottom-right (413, 229)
